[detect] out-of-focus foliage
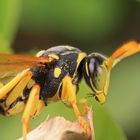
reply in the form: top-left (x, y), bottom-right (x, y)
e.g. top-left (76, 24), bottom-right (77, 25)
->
top-left (106, 55), bottom-right (140, 135)
top-left (0, 0), bottom-right (22, 53)
top-left (20, 0), bottom-right (128, 40)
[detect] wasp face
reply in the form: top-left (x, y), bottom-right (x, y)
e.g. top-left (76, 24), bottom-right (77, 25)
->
top-left (83, 53), bottom-right (110, 103)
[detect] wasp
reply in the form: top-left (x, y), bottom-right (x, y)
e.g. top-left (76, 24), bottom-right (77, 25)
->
top-left (0, 41), bottom-right (140, 140)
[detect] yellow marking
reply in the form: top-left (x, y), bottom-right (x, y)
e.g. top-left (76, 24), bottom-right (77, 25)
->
top-left (85, 62), bottom-right (89, 76)
top-left (36, 50), bottom-right (45, 57)
top-left (77, 52), bottom-right (87, 66)
top-left (0, 69), bottom-right (29, 99)
top-left (6, 72), bottom-right (32, 106)
top-left (48, 54), bottom-right (59, 59)
top-left (7, 102), bottom-right (25, 116)
top-left (54, 67), bottom-right (61, 78)
top-left (72, 52), bottom-right (86, 78)
top-left (96, 93), bottom-right (105, 104)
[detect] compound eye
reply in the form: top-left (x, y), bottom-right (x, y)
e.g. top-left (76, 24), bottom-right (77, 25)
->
top-left (89, 58), bottom-right (106, 91)
top-left (88, 58), bottom-right (97, 75)
top-left (83, 53), bottom-right (107, 92)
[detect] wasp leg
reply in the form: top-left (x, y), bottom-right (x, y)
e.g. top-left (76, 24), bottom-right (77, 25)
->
top-left (0, 69), bottom-right (29, 99)
top-left (21, 84), bottom-right (40, 140)
top-left (78, 98), bottom-right (88, 115)
top-left (61, 75), bottom-right (91, 137)
top-left (6, 71), bottom-right (32, 106)
top-left (33, 100), bottom-right (45, 117)
top-left (71, 100), bottom-right (91, 137)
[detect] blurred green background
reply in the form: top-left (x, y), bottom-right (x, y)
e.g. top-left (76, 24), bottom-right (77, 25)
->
top-left (0, 0), bottom-right (140, 140)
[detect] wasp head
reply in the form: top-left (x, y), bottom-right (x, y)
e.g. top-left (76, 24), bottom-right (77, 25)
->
top-left (83, 53), bottom-right (111, 104)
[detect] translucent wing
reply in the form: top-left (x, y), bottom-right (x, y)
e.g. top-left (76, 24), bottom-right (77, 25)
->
top-left (0, 53), bottom-right (53, 77)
